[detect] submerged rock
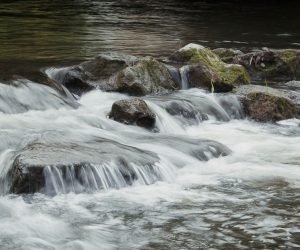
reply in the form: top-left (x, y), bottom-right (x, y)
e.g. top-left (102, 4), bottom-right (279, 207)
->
top-left (50, 66), bottom-right (93, 95)
top-left (170, 43), bottom-right (250, 92)
top-left (164, 100), bottom-right (208, 121)
top-left (109, 98), bottom-right (156, 129)
top-left (234, 85), bottom-right (300, 122)
top-left (234, 49), bottom-right (300, 82)
top-left (9, 141), bottom-right (160, 194)
top-left (134, 135), bottom-right (232, 162)
top-left (284, 80), bottom-right (300, 90)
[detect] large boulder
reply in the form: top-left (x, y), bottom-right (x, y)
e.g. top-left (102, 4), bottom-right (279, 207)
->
top-left (49, 55), bottom-right (177, 96)
top-left (7, 136), bottom-right (231, 194)
top-left (170, 44), bottom-right (250, 92)
top-left (109, 98), bottom-right (156, 129)
top-left (48, 66), bottom-right (93, 95)
top-left (234, 85), bottom-right (300, 122)
top-left (234, 49), bottom-right (300, 82)
top-left (8, 140), bottom-right (160, 194)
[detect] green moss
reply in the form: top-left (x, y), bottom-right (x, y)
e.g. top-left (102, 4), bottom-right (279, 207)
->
top-left (214, 48), bottom-right (236, 59)
top-left (129, 56), bottom-right (176, 92)
top-left (249, 92), bottom-right (296, 116)
top-left (278, 50), bottom-right (297, 64)
top-left (179, 46), bottom-right (250, 87)
top-left (219, 64), bottom-right (250, 84)
top-left (180, 47), bottom-right (221, 66)
top-left (139, 57), bottom-right (163, 84)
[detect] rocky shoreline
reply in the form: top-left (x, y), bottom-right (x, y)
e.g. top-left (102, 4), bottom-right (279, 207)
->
top-left (44, 43), bottom-right (300, 125)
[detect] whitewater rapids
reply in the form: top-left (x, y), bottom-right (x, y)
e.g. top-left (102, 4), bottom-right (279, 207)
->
top-left (0, 80), bottom-right (299, 249)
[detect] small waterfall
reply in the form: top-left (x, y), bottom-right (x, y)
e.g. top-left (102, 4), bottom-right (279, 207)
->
top-left (216, 94), bottom-right (244, 119)
top-left (0, 80), bottom-right (78, 114)
top-left (165, 65), bottom-right (189, 90)
top-left (146, 89), bottom-right (235, 125)
top-left (0, 150), bottom-right (16, 195)
top-left (45, 67), bottom-right (70, 84)
top-left (43, 160), bottom-right (176, 195)
top-left (179, 65), bottom-right (189, 89)
top-left (165, 65), bottom-right (181, 89)
top-left (146, 101), bottom-right (185, 134)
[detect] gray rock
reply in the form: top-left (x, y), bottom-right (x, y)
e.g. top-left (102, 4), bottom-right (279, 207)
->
top-left (111, 56), bottom-right (178, 96)
top-left (7, 135), bottom-right (232, 194)
top-left (50, 66), bottom-right (93, 95)
top-left (50, 55), bottom-right (177, 96)
top-left (8, 140), bottom-right (159, 194)
top-left (50, 53), bottom-right (138, 95)
top-left (109, 98), bottom-right (156, 129)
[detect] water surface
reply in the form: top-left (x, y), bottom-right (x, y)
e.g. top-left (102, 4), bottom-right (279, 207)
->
top-left (1, 0), bottom-right (300, 63)
top-left (0, 1), bottom-right (300, 249)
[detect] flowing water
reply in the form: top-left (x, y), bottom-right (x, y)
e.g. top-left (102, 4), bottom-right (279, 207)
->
top-left (0, 1), bottom-right (300, 249)
top-left (0, 81), bottom-right (299, 249)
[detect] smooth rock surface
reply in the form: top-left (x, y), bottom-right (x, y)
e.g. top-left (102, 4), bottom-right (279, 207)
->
top-left (9, 140), bottom-right (159, 194)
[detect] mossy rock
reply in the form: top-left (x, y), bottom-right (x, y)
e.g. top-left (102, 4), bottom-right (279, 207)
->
top-left (52, 66), bottom-right (94, 95)
top-left (243, 92), bottom-right (299, 122)
top-left (170, 44), bottom-right (250, 92)
top-left (234, 85), bottom-right (300, 122)
top-left (171, 44), bottom-right (218, 64)
top-left (112, 56), bottom-right (178, 96)
top-left (234, 49), bottom-right (300, 82)
top-left (212, 48), bottom-right (244, 63)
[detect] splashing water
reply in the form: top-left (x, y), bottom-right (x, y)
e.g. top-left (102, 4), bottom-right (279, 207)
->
top-left (0, 79), bottom-right (299, 249)
top-left (179, 65), bottom-right (190, 90)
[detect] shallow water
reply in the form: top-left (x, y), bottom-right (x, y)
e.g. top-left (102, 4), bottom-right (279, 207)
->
top-left (0, 83), bottom-right (299, 249)
top-left (0, 1), bottom-right (300, 249)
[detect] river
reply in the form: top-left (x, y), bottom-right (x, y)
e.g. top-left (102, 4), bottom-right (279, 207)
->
top-left (0, 1), bottom-right (300, 249)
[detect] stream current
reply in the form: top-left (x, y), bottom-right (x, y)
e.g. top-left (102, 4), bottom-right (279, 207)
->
top-left (0, 1), bottom-right (300, 249)
top-left (0, 79), bottom-right (299, 249)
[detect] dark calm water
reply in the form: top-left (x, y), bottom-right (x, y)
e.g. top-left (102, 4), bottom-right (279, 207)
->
top-left (0, 0), bottom-right (300, 64)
